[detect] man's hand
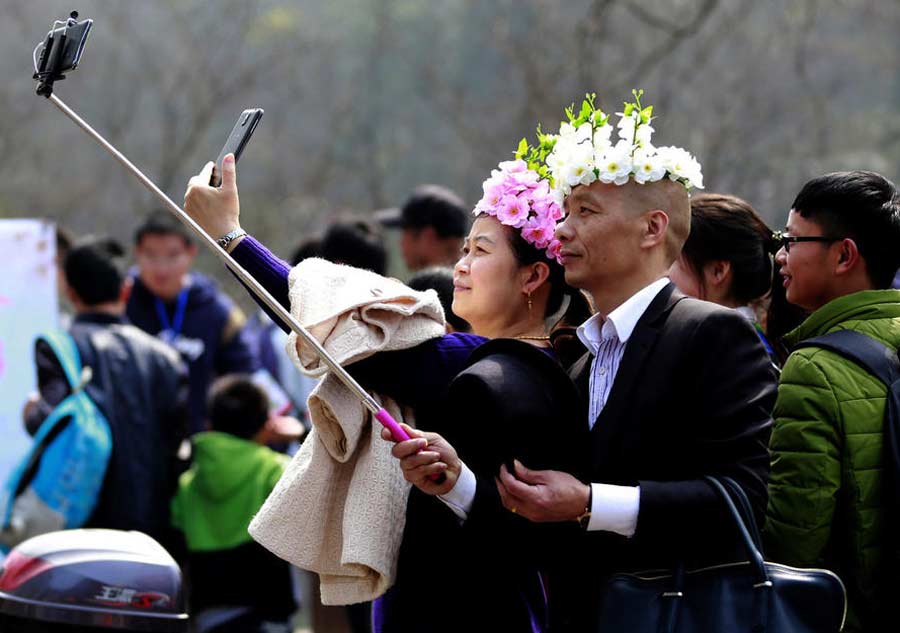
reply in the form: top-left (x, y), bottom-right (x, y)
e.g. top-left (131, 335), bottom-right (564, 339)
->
top-left (184, 153), bottom-right (242, 244)
top-left (381, 423), bottom-right (461, 496)
top-left (496, 460), bottom-right (590, 523)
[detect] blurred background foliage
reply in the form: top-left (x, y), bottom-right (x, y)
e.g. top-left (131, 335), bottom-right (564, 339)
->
top-left (3, 0), bottom-right (898, 303)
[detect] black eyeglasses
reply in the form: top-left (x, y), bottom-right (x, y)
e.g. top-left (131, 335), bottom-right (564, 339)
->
top-left (772, 231), bottom-right (843, 253)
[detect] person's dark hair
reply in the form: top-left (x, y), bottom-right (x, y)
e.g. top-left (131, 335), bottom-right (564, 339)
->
top-left (408, 267), bottom-right (471, 333)
top-left (792, 170), bottom-right (900, 288)
top-left (133, 210), bottom-right (192, 246)
top-left (507, 229), bottom-right (569, 319)
top-left (290, 235), bottom-right (323, 266)
top-left (504, 227), bottom-right (593, 365)
top-left (400, 185), bottom-right (469, 238)
top-left (64, 237), bottom-right (126, 306)
top-left (320, 217), bottom-right (387, 275)
top-left (55, 225), bottom-right (75, 261)
top-left (680, 193), bottom-right (775, 305)
top-left (207, 374), bottom-right (269, 440)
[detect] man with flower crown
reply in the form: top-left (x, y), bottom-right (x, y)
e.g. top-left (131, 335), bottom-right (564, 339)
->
top-left (487, 92), bottom-right (778, 630)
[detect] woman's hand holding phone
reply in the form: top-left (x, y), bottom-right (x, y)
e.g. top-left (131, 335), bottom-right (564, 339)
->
top-left (184, 154), bottom-right (242, 245)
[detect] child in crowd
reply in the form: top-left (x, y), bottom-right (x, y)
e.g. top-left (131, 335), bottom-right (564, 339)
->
top-left (171, 374), bottom-right (295, 633)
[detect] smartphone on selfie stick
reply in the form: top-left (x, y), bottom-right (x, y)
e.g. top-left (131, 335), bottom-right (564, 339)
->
top-left (209, 108), bottom-right (264, 187)
top-left (33, 11), bottom-right (92, 97)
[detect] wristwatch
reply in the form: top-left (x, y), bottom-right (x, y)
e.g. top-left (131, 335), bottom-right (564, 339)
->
top-left (575, 485), bottom-right (592, 530)
top-left (217, 228), bottom-right (247, 250)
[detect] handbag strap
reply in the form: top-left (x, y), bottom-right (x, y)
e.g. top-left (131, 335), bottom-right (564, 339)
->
top-left (703, 476), bottom-right (769, 585)
top-left (719, 476), bottom-right (764, 552)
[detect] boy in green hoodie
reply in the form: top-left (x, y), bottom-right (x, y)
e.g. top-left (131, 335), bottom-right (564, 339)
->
top-left (171, 374), bottom-right (295, 633)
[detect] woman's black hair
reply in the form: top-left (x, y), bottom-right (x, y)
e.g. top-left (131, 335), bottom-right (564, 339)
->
top-left (682, 193), bottom-right (775, 305)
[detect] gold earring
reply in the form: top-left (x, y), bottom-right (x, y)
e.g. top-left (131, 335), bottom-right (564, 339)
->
top-left (527, 292), bottom-right (533, 312)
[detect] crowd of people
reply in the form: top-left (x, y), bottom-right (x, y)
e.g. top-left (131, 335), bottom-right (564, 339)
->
top-left (16, 90), bottom-right (900, 633)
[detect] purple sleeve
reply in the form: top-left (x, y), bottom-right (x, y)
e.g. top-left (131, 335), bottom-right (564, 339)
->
top-left (347, 332), bottom-right (488, 412)
top-left (230, 235), bottom-right (490, 409)
top-left (230, 236), bottom-right (293, 332)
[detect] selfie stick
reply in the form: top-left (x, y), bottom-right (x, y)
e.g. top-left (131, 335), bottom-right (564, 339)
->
top-left (32, 15), bottom-right (413, 446)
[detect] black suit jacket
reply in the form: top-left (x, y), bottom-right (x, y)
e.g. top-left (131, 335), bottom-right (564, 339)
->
top-left (558, 283), bottom-right (777, 630)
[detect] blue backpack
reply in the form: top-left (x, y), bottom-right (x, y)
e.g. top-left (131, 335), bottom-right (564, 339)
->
top-left (0, 331), bottom-right (112, 551)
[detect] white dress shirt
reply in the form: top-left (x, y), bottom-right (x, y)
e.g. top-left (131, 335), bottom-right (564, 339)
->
top-left (575, 277), bottom-right (669, 535)
top-left (438, 278), bottom-right (671, 536)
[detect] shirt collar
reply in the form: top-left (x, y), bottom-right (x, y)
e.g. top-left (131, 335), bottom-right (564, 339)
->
top-left (576, 278), bottom-right (670, 354)
top-left (734, 305), bottom-right (757, 323)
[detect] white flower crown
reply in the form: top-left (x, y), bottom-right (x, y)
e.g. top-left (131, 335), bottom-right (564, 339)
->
top-left (516, 91), bottom-right (703, 204)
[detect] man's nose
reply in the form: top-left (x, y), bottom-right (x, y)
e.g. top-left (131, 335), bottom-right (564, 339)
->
top-left (555, 216), bottom-right (572, 241)
top-left (774, 246), bottom-right (787, 265)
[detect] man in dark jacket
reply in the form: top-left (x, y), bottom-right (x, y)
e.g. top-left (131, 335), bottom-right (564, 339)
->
top-left (24, 238), bottom-right (188, 548)
top-left (127, 210), bottom-right (258, 434)
top-left (489, 102), bottom-right (777, 630)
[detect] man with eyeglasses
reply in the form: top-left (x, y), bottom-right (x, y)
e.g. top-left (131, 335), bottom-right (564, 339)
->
top-left (127, 210), bottom-right (258, 434)
top-left (763, 171), bottom-right (900, 633)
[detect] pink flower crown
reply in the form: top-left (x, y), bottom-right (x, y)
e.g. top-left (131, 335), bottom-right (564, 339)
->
top-left (473, 159), bottom-right (564, 263)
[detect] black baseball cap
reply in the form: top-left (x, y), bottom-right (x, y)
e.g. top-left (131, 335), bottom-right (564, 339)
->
top-left (376, 184), bottom-right (469, 238)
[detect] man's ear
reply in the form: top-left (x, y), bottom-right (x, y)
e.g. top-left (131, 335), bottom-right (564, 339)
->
top-left (643, 209), bottom-right (669, 248)
top-left (834, 238), bottom-right (862, 276)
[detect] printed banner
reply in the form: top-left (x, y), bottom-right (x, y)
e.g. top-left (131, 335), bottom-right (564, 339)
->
top-left (0, 220), bottom-right (58, 508)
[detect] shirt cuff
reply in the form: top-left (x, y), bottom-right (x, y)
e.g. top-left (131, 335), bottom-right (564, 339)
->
top-left (438, 461), bottom-right (477, 522)
top-left (587, 483), bottom-right (640, 537)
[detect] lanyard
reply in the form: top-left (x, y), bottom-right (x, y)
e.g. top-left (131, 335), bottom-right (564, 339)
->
top-left (154, 288), bottom-right (190, 339)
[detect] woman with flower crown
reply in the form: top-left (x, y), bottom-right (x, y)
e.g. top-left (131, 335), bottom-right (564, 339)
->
top-left (183, 154), bottom-right (591, 632)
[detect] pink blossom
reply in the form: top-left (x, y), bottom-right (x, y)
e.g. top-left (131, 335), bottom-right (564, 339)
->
top-left (546, 239), bottom-right (563, 263)
top-left (547, 201), bottom-right (564, 222)
top-left (521, 219), bottom-right (555, 249)
top-left (497, 194), bottom-right (530, 227)
top-left (498, 159), bottom-right (528, 173)
top-left (475, 159), bottom-right (563, 262)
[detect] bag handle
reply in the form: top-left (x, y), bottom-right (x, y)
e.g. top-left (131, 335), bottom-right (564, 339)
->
top-left (719, 476), bottom-right (764, 551)
top-left (657, 478), bottom-right (772, 633)
top-left (703, 476), bottom-right (770, 587)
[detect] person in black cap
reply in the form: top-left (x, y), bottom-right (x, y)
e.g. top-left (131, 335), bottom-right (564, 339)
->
top-left (376, 185), bottom-right (469, 271)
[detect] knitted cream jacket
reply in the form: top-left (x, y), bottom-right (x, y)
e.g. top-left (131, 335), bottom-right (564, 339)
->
top-left (249, 258), bottom-right (446, 605)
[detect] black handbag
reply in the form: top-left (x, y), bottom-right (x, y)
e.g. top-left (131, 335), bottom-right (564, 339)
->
top-left (595, 476), bottom-right (847, 632)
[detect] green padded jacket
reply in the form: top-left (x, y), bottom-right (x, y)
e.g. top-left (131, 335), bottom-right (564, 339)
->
top-left (763, 289), bottom-right (900, 632)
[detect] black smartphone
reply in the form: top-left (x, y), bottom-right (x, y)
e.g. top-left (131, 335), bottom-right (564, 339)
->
top-left (36, 16), bottom-right (93, 76)
top-left (210, 108), bottom-right (264, 187)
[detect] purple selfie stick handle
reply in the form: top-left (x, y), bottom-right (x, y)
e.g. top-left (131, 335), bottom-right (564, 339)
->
top-left (375, 408), bottom-right (445, 483)
top-left (374, 408), bottom-right (411, 442)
